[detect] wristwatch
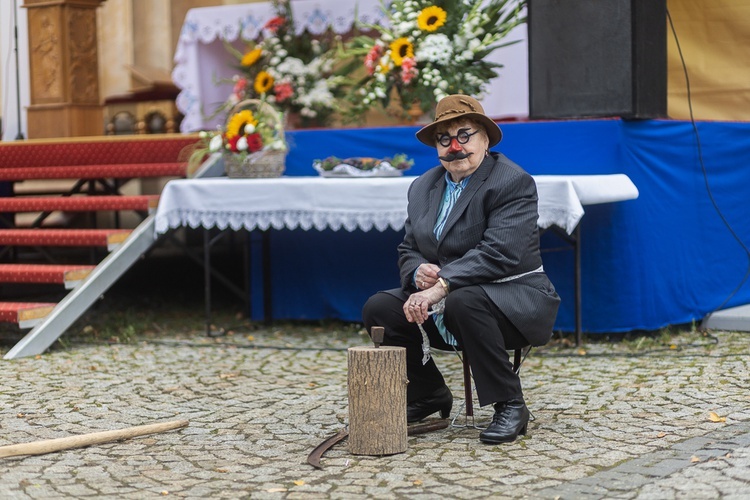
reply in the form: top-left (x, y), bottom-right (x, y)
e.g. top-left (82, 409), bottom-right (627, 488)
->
top-left (438, 277), bottom-right (450, 294)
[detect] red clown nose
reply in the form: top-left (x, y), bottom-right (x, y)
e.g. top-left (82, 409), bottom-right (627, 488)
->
top-left (448, 137), bottom-right (462, 153)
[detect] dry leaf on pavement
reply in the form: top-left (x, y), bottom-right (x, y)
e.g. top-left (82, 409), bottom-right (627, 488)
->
top-left (709, 411), bottom-right (727, 423)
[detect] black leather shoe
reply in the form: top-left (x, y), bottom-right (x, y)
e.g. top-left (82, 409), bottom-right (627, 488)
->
top-left (479, 398), bottom-right (529, 444)
top-left (407, 385), bottom-right (453, 423)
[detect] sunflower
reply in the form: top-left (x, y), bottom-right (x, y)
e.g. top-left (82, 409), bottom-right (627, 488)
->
top-left (241, 47), bottom-right (262, 67)
top-left (254, 71), bottom-right (274, 94)
top-left (389, 38), bottom-right (414, 67)
top-left (225, 110), bottom-right (258, 139)
top-left (417, 6), bottom-right (447, 32)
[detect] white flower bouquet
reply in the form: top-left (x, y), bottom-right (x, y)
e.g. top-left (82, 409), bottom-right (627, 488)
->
top-left (339, 0), bottom-right (526, 121)
top-left (224, 0), bottom-right (344, 127)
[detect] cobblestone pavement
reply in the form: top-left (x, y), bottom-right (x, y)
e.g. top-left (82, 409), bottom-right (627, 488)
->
top-left (1, 326), bottom-right (749, 499)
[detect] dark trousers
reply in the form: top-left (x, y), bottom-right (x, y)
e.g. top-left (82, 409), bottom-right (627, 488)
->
top-left (362, 286), bottom-right (528, 407)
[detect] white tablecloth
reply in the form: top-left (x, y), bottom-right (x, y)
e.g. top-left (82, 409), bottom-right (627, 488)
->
top-left (154, 175), bottom-right (639, 236)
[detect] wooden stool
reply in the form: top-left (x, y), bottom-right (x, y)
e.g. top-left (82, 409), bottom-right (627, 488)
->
top-left (455, 347), bottom-right (527, 426)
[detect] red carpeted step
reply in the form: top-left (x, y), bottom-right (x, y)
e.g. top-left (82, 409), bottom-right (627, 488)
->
top-left (0, 135), bottom-right (198, 168)
top-left (0, 163), bottom-right (187, 181)
top-left (0, 229), bottom-right (132, 249)
top-left (0, 264), bottom-right (94, 288)
top-left (0, 302), bottom-right (56, 328)
top-left (0, 195), bottom-right (159, 213)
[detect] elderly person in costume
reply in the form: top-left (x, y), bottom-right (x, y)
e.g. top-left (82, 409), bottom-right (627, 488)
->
top-left (362, 94), bottom-right (560, 444)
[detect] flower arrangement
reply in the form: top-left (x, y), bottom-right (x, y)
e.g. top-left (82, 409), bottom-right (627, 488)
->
top-left (189, 99), bottom-right (288, 178)
top-left (340, 0), bottom-right (526, 120)
top-left (223, 0), bottom-right (344, 127)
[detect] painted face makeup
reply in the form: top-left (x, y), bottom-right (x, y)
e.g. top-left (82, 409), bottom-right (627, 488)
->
top-left (435, 122), bottom-right (489, 181)
top-left (437, 128), bottom-right (479, 161)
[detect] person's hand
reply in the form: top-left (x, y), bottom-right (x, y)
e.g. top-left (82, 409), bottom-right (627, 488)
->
top-left (415, 263), bottom-right (441, 290)
top-left (403, 285), bottom-right (446, 324)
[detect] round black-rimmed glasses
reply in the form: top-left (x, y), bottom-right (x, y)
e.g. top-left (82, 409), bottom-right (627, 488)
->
top-left (436, 129), bottom-right (479, 148)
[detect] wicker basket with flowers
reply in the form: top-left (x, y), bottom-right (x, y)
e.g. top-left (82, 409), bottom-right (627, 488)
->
top-left (190, 99), bottom-right (288, 178)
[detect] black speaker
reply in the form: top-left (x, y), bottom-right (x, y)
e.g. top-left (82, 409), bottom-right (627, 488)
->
top-left (528, 0), bottom-right (667, 119)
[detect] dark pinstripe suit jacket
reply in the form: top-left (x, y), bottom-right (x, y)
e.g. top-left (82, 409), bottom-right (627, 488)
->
top-left (391, 151), bottom-right (560, 346)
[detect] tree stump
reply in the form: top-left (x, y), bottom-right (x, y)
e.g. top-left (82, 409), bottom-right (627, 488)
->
top-left (347, 345), bottom-right (408, 455)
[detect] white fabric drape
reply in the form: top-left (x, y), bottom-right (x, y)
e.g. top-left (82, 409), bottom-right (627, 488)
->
top-left (153, 175), bottom-right (639, 236)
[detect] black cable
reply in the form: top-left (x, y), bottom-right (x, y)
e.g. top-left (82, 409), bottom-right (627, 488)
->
top-left (667, 9), bottom-right (750, 315)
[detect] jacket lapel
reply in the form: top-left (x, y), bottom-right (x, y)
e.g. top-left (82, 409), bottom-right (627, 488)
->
top-left (426, 175), bottom-right (444, 246)
top-left (437, 154), bottom-right (495, 246)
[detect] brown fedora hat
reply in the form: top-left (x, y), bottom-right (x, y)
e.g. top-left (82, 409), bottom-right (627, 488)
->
top-left (416, 94), bottom-right (502, 148)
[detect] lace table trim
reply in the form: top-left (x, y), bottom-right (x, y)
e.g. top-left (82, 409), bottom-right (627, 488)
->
top-left (155, 208), bottom-right (408, 234)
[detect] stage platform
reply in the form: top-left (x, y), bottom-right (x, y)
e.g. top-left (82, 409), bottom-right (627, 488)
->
top-left (703, 305), bottom-right (750, 332)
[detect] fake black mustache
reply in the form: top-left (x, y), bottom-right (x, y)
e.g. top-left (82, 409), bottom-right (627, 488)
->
top-left (439, 151), bottom-right (473, 162)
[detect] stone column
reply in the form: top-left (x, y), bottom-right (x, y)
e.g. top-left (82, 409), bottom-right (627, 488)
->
top-left (24, 0), bottom-right (106, 138)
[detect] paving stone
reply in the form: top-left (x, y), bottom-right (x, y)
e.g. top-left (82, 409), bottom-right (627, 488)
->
top-left (2, 329), bottom-right (750, 498)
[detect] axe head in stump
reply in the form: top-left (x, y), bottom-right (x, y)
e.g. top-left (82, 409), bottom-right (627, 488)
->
top-left (370, 326), bottom-right (384, 348)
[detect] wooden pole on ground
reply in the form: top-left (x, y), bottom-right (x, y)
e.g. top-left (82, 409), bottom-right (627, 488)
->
top-left (0, 420), bottom-right (189, 459)
top-left (347, 326), bottom-right (407, 455)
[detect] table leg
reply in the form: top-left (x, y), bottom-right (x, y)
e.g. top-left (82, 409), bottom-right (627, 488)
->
top-left (204, 227), bottom-right (212, 336)
top-left (574, 224), bottom-right (582, 346)
top-left (262, 230), bottom-right (272, 324)
top-left (201, 228), bottom-right (250, 335)
top-left (244, 230), bottom-right (251, 320)
top-left (540, 226), bottom-right (583, 345)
